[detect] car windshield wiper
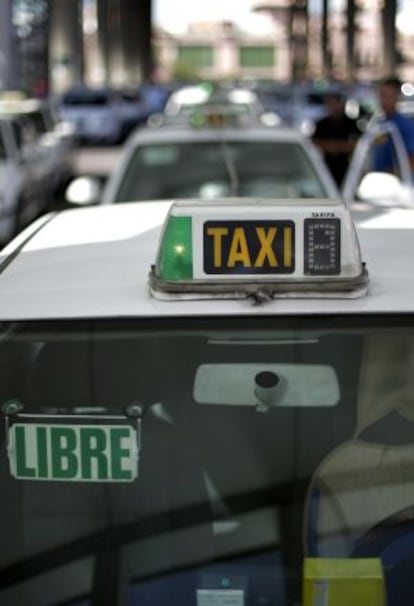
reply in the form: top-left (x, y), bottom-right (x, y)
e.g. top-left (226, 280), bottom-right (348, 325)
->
top-left (220, 140), bottom-right (239, 195)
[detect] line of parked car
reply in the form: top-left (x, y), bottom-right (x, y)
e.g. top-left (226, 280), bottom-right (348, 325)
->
top-left (0, 94), bottom-right (78, 244)
top-left (1, 79), bottom-right (414, 248)
top-left (63, 80), bottom-right (414, 227)
top-left (58, 84), bottom-right (171, 145)
top-left (55, 79), bottom-right (378, 147)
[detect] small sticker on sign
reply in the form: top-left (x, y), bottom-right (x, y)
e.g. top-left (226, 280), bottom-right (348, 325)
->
top-left (196, 589), bottom-right (244, 606)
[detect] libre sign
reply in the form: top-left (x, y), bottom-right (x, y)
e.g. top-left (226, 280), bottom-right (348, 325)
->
top-left (8, 423), bottom-right (138, 482)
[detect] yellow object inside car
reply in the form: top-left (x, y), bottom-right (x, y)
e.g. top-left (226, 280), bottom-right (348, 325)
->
top-left (303, 558), bottom-right (386, 606)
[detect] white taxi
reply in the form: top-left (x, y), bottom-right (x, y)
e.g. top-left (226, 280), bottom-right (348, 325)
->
top-left (66, 120), bottom-right (340, 207)
top-left (0, 115), bottom-right (49, 245)
top-left (0, 198), bottom-right (411, 605)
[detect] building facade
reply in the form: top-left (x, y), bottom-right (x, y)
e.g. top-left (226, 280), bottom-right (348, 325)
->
top-left (154, 0), bottom-right (414, 84)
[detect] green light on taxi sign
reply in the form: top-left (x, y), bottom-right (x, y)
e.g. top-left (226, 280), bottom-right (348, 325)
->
top-left (8, 424), bottom-right (138, 482)
top-left (157, 215), bottom-right (193, 280)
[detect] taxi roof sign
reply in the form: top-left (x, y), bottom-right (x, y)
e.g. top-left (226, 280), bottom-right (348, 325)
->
top-left (189, 107), bottom-right (251, 129)
top-left (149, 199), bottom-right (369, 300)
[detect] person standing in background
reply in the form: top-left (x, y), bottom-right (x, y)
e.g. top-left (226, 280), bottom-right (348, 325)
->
top-left (312, 92), bottom-right (362, 187)
top-left (373, 76), bottom-right (414, 175)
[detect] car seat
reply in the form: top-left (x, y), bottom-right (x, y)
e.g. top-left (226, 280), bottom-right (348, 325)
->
top-left (304, 333), bottom-right (414, 605)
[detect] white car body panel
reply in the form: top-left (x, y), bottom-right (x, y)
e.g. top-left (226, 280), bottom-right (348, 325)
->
top-left (0, 201), bottom-right (413, 320)
top-left (0, 161), bottom-right (23, 240)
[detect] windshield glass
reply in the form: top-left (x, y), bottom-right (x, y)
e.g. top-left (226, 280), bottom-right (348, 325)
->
top-left (62, 92), bottom-right (111, 107)
top-left (114, 141), bottom-right (328, 202)
top-left (0, 316), bottom-right (412, 605)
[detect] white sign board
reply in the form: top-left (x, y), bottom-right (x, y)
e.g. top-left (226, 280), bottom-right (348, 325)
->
top-left (8, 423), bottom-right (138, 482)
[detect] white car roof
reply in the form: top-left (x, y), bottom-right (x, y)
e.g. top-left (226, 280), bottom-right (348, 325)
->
top-left (0, 201), bottom-right (412, 321)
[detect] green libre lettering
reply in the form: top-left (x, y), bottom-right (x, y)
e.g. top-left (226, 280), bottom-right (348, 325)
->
top-left (11, 424), bottom-right (136, 482)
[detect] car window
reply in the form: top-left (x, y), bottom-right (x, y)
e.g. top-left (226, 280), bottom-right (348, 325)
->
top-left (0, 316), bottom-right (412, 604)
top-left (114, 141), bottom-right (329, 202)
top-left (11, 120), bottom-right (23, 150)
top-left (7, 110), bottom-right (49, 139)
top-left (63, 91), bottom-right (111, 106)
top-left (15, 117), bottom-right (39, 146)
top-left (24, 110), bottom-right (49, 135)
top-left (119, 90), bottom-right (143, 103)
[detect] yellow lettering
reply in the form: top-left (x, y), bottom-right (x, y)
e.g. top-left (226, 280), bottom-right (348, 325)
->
top-left (284, 227), bottom-right (293, 267)
top-left (254, 227), bottom-right (278, 267)
top-left (228, 228), bottom-right (251, 267)
top-left (207, 227), bottom-right (228, 267)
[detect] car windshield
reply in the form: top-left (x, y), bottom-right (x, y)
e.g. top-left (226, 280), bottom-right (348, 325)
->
top-left (0, 316), bottom-right (412, 604)
top-left (119, 90), bottom-right (143, 102)
top-left (63, 92), bottom-right (110, 107)
top-left (114, 141), bottom-right (329, 202)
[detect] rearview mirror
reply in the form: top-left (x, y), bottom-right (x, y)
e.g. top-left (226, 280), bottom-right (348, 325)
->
top-left (147, 113), bottom-right (165, 128)
top-left (194, 363), bottom-right (340, 409)
top-left (358, 172), bottom-right (403, 201)
top-left (65, 176), bottom-right (102, 206)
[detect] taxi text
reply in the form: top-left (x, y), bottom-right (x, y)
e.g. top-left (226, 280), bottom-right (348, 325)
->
top-left (204, 221), bottom-right (295, 273)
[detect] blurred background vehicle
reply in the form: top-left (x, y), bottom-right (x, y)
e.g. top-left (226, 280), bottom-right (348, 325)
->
top-left (0, 94), bottom-right (78, 203)
top-left (280, 81), bottom-right (376, 137)
top-left (65, 108), bottom-right (339, 207)
top-left (58, 86), bottom-right (124, 145)
top-left (286, 82), bottom-right (333, 136)
top-left (112, 87), bottom-right (151, 140)
top-left (140, 80), bottom-right (172, 115)
top-left (0, 115), bottom-right (49, 243)
top-left (0, 0), bottom-right (408, 247)
top-left (161, 82), bottom-right (282, 127)
top-left (64, 94), bottom-right (414, 223)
